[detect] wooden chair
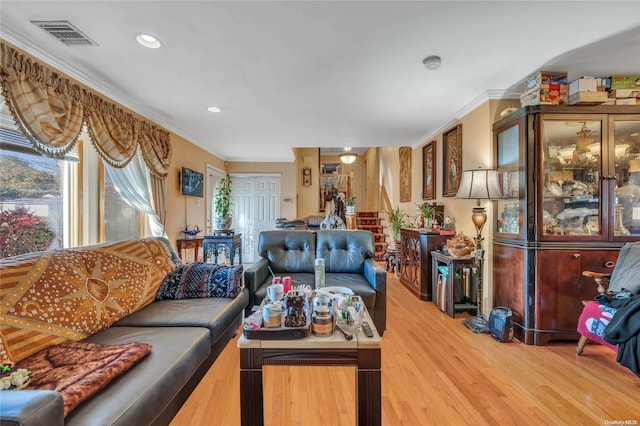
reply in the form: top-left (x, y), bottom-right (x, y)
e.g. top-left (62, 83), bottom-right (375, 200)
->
top-left (576, 242), bottom-right (640, 356)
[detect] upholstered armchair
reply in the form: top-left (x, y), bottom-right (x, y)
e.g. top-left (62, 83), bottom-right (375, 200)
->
top-left (576, 242), bottom-right (640, 376)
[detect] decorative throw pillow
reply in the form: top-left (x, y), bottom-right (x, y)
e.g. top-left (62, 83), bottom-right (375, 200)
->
top-left (156, 263), bottom-right (243, 300)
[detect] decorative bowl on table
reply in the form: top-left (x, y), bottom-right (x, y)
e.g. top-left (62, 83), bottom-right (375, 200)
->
top-left (181, 225), bottom-right (202, 239)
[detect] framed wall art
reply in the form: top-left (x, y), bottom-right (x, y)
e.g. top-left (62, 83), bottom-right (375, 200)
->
top-left (442, 124), bottom-right (462, 197)
top-left (422, 141), bottom-right (436, 200)
top-left (399, 146), bottom-right (411, 202)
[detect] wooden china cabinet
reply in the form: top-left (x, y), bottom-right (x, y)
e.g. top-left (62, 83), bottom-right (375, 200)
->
top-left (492, 105), bottom-right (640, 345)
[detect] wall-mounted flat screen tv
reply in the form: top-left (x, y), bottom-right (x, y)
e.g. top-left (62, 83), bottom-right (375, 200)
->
top-left (180, 167), bottom-right (204, 198)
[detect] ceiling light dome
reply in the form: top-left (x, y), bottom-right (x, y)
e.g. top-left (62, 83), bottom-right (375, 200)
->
top-left (339, 147), bottom-right (357, 164)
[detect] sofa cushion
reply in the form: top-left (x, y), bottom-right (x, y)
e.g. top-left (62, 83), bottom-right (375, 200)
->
top-left (0, 238), bottom-right (177, 364)
top-left (316, 230), bottom-right (374, 273)
top-left (18, 341), bottom-right (151, 417)
top-left (155, 263), bottom-right (243, 300)
top-left (258, 230), bottom-right (316, 273)
top-left (65, 326), bottom-right (210, 426)
top-left (114, 289), bottom-right (249, 347)
top-left (324, 273), bottom-right (377, 308)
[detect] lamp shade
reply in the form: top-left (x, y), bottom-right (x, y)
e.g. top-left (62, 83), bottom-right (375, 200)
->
top-left (456, 169), bottom-right (502, 200)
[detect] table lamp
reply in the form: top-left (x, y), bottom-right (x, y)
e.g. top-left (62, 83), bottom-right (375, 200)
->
top-left (455, 168), bottom-right (502, 333)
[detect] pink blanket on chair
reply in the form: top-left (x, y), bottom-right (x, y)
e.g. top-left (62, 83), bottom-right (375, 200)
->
top-left (577, 301), bottom-right (618, 351)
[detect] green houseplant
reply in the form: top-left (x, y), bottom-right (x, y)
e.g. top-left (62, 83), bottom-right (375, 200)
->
top-left (387, 206), bottom-right (408, 240)
top-left (345, 195), bottom-right (356, 214)
top-left (415, 202), bottom-right (443, 228)
top-left (214, 174), bottom-right (233, 230)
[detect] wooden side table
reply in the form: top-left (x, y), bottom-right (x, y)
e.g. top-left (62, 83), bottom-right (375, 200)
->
top-left (176, 238), bottom-right (203, 262)
top-left (203, 232), bottom-right (242, 265)
top-left (397, 228), bottom-right (448, 300)
top-left (431, 251), bottom-right (477, 318)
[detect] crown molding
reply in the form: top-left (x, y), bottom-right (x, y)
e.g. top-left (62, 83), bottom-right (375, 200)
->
top-left (411, 88), bottom-right (521, 149)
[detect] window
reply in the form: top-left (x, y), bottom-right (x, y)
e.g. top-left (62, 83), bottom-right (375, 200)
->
top-left (0, 135), bottom-right (78, 257)
top-left (100, 164), bottom-right (142, 241)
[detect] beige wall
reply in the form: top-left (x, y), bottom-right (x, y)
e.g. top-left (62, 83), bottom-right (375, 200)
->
top-left (363, 148), bottom-right (380, 212)
top-left (226, 161), bottom-right (297, 221)
top-left (166, 134), bottom-right (226, 247)
top-left (294, 148), bottom-right (321, 218)
top-left (382, 98), bottom-right (520, 315)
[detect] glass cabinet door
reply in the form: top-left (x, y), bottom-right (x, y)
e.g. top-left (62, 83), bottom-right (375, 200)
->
top-left (612, 117), bottom-right (640, 238)
top-left (540, 118), bottom-right (603, 238)
top-left (496, 122), bottom-right (521, 236)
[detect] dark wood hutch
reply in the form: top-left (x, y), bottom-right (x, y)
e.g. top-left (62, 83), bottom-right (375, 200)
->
top-left (492, 105), bottom-right (640, 345)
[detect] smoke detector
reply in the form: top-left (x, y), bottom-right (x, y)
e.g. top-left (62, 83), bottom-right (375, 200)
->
top-left (31, 21), bottom-right (97, 46)
top-left (422, 55), bottom-right (442, 70)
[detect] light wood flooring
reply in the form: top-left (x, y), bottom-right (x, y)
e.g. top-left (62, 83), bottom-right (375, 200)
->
top-left (170, 272), bottom-right (640, 426)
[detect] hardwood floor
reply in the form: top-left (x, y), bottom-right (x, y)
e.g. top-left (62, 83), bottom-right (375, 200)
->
top-left (170, 272), bottom-right (640, 426)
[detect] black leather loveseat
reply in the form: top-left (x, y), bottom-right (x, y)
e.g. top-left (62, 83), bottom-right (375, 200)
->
top-left (243, 229), bottom-right (386, 335)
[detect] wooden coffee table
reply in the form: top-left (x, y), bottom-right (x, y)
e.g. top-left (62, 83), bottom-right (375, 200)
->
top-left (237, 311), bottom-right (382, 426)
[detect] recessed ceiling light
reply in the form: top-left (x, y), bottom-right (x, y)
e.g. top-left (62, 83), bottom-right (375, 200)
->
top-left (422, 55), bottom-right (441, 70)
top-left (136, 33), bottom-right (161, 49)
top-left (207, 106), bottom-right (222, 113)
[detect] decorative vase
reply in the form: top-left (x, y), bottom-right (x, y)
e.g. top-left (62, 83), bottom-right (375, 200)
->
top-left (214, 216), bottom-right (232, 230)
top-left (346, 205), bottom-right (355, 215)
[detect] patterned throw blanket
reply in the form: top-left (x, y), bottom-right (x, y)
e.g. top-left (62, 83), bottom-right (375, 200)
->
top-left (17, 341), bottom-right (151, 416)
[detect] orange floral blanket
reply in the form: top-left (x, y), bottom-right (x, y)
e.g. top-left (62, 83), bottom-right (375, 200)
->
top-left (17, 341), bottom-right (151, 416)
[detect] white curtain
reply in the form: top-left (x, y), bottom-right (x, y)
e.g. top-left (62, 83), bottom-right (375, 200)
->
top-left (104, 149), bottom-right (166, 237)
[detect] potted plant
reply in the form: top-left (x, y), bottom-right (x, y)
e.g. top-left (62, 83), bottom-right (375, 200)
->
top-left (345, 195), bottom-right (356, 214)
top-left (415, 202), bottom-right (442, 229)
top-left (387, 206), bottom-right (408, 240)
top-left (214, 174), bottom-right (233, 230)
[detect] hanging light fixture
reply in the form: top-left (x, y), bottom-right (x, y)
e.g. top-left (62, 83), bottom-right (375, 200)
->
top-left (339, 147), bottom-right (357, 164)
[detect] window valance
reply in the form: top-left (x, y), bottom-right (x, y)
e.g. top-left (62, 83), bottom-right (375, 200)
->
top-left (0, 42), bottom-right (172, 176)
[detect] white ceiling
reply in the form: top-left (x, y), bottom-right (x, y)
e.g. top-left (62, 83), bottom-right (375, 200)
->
top-left (1, 1), bottom-right (639, 162)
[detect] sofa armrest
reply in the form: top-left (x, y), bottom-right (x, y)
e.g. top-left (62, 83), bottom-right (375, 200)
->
top-left (243, 258), bottom-right (270, 307)
top-left (0, 390), bottom-right (64, 426)
top-left (364, 258), bottom-right (386, 335)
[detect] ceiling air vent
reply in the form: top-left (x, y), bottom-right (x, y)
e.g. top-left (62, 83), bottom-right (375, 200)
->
top-left (31, 21), bottom-right (97, 46)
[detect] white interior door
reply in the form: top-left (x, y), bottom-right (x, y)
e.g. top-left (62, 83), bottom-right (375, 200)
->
top-left (230, 175), bottom-right (280, 263)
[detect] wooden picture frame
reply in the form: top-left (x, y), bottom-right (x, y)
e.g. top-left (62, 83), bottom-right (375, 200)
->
top-left (399, 147), bottom-right (411, 202)
top-left (442, 124), bottom-right (462, 197)
top-left (422, 141), bottom-right (436, 200)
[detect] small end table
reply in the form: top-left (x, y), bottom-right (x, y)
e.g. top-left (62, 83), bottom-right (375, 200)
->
top-left (176, 237), bottom-right (203, 262)
top-left (203, 231), bottom-right (242, 265)
top-left (431, 251), bottom-right (477, 318)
